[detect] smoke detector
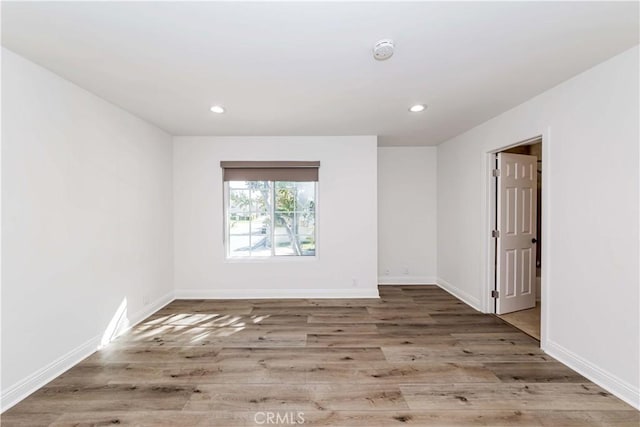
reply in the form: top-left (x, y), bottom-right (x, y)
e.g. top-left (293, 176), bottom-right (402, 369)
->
top-left (373, 39), bottom-right (394, 61)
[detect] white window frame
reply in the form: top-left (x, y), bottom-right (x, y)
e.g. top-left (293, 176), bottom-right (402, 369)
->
top-left (223, 180), bottom-right (318, 260)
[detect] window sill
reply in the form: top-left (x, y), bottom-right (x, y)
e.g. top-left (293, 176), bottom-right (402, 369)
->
top-left (224, 256), bottom-right (318, 263)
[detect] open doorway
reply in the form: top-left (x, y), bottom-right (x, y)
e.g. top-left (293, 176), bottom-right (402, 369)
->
top-left (491, 138), bottom-right (542, 340)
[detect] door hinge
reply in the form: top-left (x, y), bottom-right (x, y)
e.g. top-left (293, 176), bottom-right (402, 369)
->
top-left (491, 230), bottom-right (500, 238)
top-left (492, 169), bottom-right (501, 177)
top-left (491, 290), bottom-right (499, 299)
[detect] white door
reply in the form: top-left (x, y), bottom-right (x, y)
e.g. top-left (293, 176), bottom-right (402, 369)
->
top-left (496, 152), bottom-right (537, 314)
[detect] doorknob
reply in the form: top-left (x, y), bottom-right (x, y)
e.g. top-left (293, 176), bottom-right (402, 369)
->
top-left (532, 238), bottom-right (537, 244)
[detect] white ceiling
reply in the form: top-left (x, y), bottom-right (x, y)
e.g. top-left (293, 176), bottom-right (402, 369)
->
top-left (2, 2), bottom-right (638, 146)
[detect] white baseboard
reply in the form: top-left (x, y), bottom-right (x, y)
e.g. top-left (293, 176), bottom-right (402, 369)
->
top-left (544, 339), bottom-right (640, 410)
top-left (435, 277), bottom-right (482, 312)
top-left (0, 334), bottom-right (100, 412)
top-left (174, 288), bottom-right (380, 299)
top-left (1, 290), bottom-right (175, 413)
top-left (378, 276), bottom-right (437, 285)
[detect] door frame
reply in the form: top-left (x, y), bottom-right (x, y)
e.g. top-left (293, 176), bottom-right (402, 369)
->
top-left (483, 130), bottom-right (551, 348)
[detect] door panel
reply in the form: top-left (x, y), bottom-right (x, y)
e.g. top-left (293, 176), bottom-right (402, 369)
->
top-left (496, 153), bottom-right (537, 314)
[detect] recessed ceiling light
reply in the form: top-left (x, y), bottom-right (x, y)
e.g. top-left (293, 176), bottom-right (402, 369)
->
top-left (409, 104), bottom-right (426, 113)
top-left (210, 105), bottom-right (225, 114)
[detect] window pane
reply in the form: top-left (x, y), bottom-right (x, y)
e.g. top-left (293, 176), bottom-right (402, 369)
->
top-left (274, 235), bottom-right (315, 256)
top-left (229, 181), bottom-right (249, 189)
top-left (298, 235), bottom-right (316, 256)
top-left (248, 181), bottom-right (270, 213)
top-left (273, 212), bottom-right (294, 235)
top-left (295, 181), bottom-right (315, 210)
top-left (228, 235), bottom-right (251, 257)
top-left (249, 214), bottom-right (270, 236)
top-left (229, 189), bottom-right (250, 214)
top-left (274, 234), bottom-right (295, 256)
top-left (228, 215), bottom-right (251, 234)
top-left (273, 213), bottom-right (313, 235)
top-left (250, 233), bottom-right (271, 257)
top-left (275, 181), bottom-right (297, 212)
top-left (297, 212), bottom-right (315, 235)
top-left (273, 225), bottom-right (289, 236)
top-left (250, 190), bottom-right (268, 213)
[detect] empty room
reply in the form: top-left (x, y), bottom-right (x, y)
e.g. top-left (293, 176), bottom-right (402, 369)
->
top-left (1, 1), bottom-right (639, 426)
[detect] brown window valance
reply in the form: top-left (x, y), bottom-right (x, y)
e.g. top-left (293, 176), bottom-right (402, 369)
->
top-left (220, 161), bottom-right (320, 182)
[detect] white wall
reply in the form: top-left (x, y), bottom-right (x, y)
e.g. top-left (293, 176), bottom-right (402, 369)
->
top-left (173, 136), bottom-right (378, 298)
top-left (437, 46), bottom-right (639, 407)
top-left (378, 147), bottom-right (437, 284)
top-left (1, 48), bottom-right (174, 409)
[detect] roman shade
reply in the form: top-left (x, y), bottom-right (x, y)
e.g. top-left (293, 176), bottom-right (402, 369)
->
top-left (221, 161), bottom-right (320, 182)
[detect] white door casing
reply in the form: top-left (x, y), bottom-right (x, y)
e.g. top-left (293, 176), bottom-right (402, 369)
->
top-left (496, 153), bottom-right (537, 314)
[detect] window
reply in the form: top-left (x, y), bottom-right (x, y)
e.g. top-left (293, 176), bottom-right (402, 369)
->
top-left (222, 161), bottom-right (318, 258)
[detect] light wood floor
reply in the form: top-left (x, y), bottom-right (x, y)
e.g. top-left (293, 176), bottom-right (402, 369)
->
top-left (3, 286), bottom-right (637, 426)
top-left (497, 302), bottom-right (541, 340)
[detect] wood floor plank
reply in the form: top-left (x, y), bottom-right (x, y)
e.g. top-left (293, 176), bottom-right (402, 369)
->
top-left (50, 411), bottom-right (231, 427)
top-left (183, 383), bottom-right (409, 411)
top-left (306, 298), bottom-right (398, 307)
top-left (84, 346), bottom-right (224, 364)
top-left (400, 383), bottom-right (635, 411)
top-left (354, 363), bottom-right (501, 384)
top-left (535, 410), bottom-right (640, 426)
top-left (482, 361), bottom-right (587, 383)
top-left (215, 347), bottom-right (387, 364)
top-left (250, 306), bottom-right (369, 315)
top-left (118, 326), bottom-right (308, 347)
top-left (3, 285), bottom-right (636, 426)
top-left (376, 323), bottom-right (517, 335)
top-left (307, 314), bottom-right (384, 324)
top-left (0, 412), bottom-right (62, 427)
top-left (86, 346), bottom-right (387, 367)
top-left (306, 333), bottom-right (459, 347)
top-left (56, 361), bottom-right (495, 386)
top-left (381, 344), bottom-right (551, 363)
top-left (366, 307), bottom-right (436, 323)
top-left (451, 332), bottom-right (541, 344)
top-left (9, 384), bottom-right (195, 413)
top-left (430, 313), bottom-right (509, 325)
